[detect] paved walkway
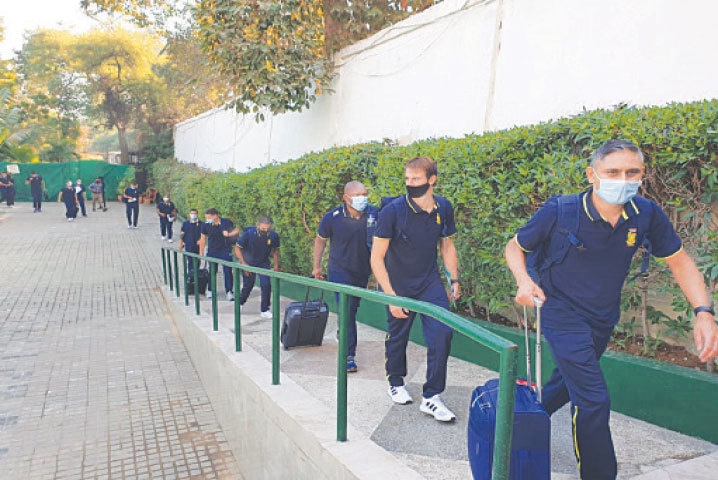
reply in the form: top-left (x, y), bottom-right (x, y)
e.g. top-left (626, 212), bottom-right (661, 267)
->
top-left (0, 202), bottom-right (241, 480)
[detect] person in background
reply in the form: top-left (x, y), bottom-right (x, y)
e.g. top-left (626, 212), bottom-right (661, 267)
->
top-left (123, 180), bottom-right (140, 228)
top-left (0, 171), bottom-right (10, 206)
top-left (313, 181), bottom-right (378, 372)
top-left (99, 176), bottom-right (107, 210)
top-left (2, 172), bottom-right (16, 207)
top-left (371, 156), bottom-right (460, 423)
top-left (74, 178), bottom-right (87, 217)
top-left (235, 216), bottom-right (280, 318)
top-left (505, 139), bottom-right (718, 480)
top-left (89, 177), bottom-right (105, 212)
top-left (199, 208), bottom-right (239, 301)
top-left (57, 180), bottom-right (78, 222)
top-left (25, 171), bottom-right (46, 213)
top-left (179, 208), bottom-right (202, 275)
top-left (156, 194), bottom-right (177, 242)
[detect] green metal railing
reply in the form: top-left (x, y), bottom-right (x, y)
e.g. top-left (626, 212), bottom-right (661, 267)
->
top-left (161, 246), bottom-right (519, 480)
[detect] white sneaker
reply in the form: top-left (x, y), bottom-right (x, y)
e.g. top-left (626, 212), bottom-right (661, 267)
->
top-left (420, 394), bottom-right (456, 422)
top-left (133, 225), bottom-right (139, 229)
top-left (226, 291), bottom-right (234, 301)
top-left (260, 310), bottom-right (272, 319)
top-left (128, 225), bottom-right (132, 229)
top-left (161, 236), bottom-right (166, 240)
top-left (388, 386), bottom-right (413, 405)
top-left (207, 290), bottom-right (213, 299)
top-left (168, 239), bottom-right (173, 243)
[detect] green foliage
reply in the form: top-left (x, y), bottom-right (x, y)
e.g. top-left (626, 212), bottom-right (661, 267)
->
top-left (194, 0), bottom-right (334, 120)
top-left (152, 100), bottom-right (718, 348)
top-left (82, 0), bottom-right (439, 120)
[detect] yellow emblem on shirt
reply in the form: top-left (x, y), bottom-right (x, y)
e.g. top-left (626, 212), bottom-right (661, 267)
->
top-left (436, 212), bottom-right (441, 225)
top-left (626, 228), bottom-right (637, 247)
top-left (267, 239), bottom-right (271, 245)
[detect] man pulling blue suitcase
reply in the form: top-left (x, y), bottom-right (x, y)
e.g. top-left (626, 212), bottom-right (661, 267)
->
top-left (468, 299), bottom-right (550, 480)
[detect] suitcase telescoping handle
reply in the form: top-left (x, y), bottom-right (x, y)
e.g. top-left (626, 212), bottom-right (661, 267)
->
top-left (523, 297), bottom-right (544, 403)
top-left (300, 277), bottom-right (325, 321)
top-left (534, 297), bottom-right (543, 403)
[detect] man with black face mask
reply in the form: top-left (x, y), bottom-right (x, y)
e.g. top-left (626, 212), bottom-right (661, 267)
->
top-left (234, 215), bottom-right (280, 318)
top-left (371, 156), bottom-right (461, 422)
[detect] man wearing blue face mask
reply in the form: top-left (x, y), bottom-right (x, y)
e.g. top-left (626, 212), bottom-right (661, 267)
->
top-left (179, 208), bottom-right (202, 275)
top-left (199, 208), bottom-right (240, 300)
top-left (313, 181), bottom-right (379, 372)
top-left (505, 139), bottom-right (718, 480)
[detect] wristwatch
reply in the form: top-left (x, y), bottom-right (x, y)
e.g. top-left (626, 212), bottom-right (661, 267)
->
top-left (693, 306), bottom-right (715, 316)
top-left (450, 279), bottom-right (462, 285)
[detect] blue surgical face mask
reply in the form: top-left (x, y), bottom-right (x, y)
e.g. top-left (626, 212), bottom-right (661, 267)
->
top-left (190, 214), bottom-right (198, 221)
top-left (350, 195), bottom-right (368, 211)
top-left (594, 172), bottom-right (642, 205)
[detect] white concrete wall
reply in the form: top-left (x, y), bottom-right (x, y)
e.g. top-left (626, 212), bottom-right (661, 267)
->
top-left (174, 0), bottom-right (718, 171)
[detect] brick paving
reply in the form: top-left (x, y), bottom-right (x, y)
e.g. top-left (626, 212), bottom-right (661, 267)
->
top-left (0, 202), bottom-right (242, 480)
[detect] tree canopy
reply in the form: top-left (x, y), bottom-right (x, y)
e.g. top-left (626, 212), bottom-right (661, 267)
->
top-left (81, 0), bottom-right (441, 119)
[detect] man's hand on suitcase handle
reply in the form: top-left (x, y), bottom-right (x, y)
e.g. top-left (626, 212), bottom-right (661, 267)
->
top-left (514, 278), bottom-right (546, 307)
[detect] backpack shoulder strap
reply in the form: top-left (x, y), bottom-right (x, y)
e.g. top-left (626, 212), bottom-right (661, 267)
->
top-left (629, 197), bottom-right (654, 281)
top-left (533, 193), bottom-right (585, 278)
top-left (554, 193), bottom-right (584, 250)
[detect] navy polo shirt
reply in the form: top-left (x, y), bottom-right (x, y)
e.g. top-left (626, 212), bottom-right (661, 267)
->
top-left (157, 201), bottom-right (176, 216)
top-left (181, 220), bottom-right (202, 252)
top-left (27, 176), bottom-right (43, 195)
top-left (317, 204), bottom-right (379, 277)
top-left (124, 187), bottom-right (140, 204)
top-left (237, 226), bottom-right (280, 268)
top-left (201, 218), bottom-right (236, 254)
top-left (60, 187), bottom-right (76, 204)
top-left (515, 189), bottom-right (681, 319)
top-left (374, 195), bottom-right (456, 297)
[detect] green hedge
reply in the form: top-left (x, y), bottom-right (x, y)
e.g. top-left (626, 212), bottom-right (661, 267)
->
top-left (152, 100), bottom-right (718, 333)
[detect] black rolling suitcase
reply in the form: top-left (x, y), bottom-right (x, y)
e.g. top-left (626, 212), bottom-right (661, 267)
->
top-left (281, 288), bottom-right (329, 349)
top-left (468, 299), bottom-right (550, 480)
top-left (186, 265), bottom-right (209, 295)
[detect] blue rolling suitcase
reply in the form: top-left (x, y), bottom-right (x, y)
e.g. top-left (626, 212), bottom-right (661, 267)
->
top-left (468, 301), bottom-right (550, 480)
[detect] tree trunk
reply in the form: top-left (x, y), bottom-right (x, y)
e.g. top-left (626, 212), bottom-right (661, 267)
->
top-left (117, 124), bottom-right (130, 165)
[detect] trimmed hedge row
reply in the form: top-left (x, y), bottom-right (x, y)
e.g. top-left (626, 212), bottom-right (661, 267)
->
top-left (152, 99), bottom-right (718, 334)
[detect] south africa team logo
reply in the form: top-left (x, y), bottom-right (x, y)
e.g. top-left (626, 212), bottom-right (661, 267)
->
top-left (626, 227), bottom-right (637, 247)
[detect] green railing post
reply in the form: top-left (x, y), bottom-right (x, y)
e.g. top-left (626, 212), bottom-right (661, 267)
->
top-left (234, 267), bottom-right (242, 352)
top-left (173, 251), bottom-right (180, 298)
top-left (492, 346), bottom-right (519, 480)
top-left (337, 292), bottom-right (350, 442)
top-left (272, 276), bottom-right (280, 385)
top-left (167, 250), bottom-right (174, 292)
top-left (182, 252), bottom-right (189, 306)
top-left (161, 249), bottom-right (168, 284)
top-left (210, 261), bottom-right (218, 331)
top-left (193, 256), bottom-right (200, 315)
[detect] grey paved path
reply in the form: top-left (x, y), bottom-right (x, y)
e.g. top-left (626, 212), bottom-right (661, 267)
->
top-left (0, 202), bottom-right (241, 480)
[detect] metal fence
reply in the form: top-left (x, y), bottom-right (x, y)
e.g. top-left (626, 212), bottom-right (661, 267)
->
top-left (161, 246), bottom-right (519, 480)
